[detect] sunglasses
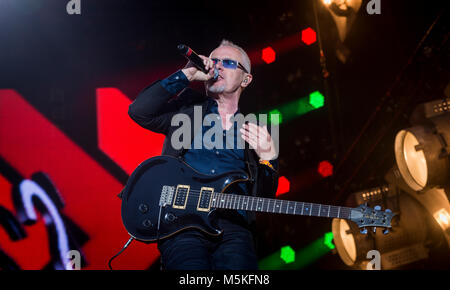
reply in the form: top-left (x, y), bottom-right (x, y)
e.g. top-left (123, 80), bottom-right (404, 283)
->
top-left (211, 58), bottom-right (249, 73)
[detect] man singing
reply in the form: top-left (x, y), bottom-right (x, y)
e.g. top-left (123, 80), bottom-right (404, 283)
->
top-left (128, 39), bottom-right (279, 270)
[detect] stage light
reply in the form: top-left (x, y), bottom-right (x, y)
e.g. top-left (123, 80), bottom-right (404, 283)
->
top-left (280, 246), bottom-right (295, 264)
top-left (323, 232), bottom-right (335, 250)
top-left (261, 46), bottom-right (276, 64)
top-left (332, 218), bottom-right (366, 266)
top-left (269, 109), bottom-right (283, 125)
top-left (333, 98), bottom-right (450, 269)
top-left (259, 233), bottom-right (335, 269)
top-left (318, 160), bottom-right (333, 177)
top-left (309, 90), bottom-right (325, 109)
top-left (434, 208), bottom-right (450, 233)
top-left (284, 232), bottom-right (335, 269)
top-left (394, 99), bottom-right (450, 191)
top-left (260, 91), bottom-right (325, 125)
top-left (301, 27), bottom-right (317, 46)
top-left (321, 0), bottom-right (362, 63)
top-left (275, 176), bottom-right (290, 197)
top-left (258, 245), bottom-right (293, 270)
top-left (332, 190), bottom-right (432, 269)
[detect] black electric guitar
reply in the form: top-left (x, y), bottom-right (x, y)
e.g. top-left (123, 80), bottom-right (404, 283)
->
top-left (120, 155), bottom-right (395, 242)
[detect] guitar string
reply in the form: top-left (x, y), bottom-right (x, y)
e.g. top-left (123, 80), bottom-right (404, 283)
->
top-left (165, 189), bottom-right (348, 210)
top-left (168, 190), bottom-right (344, 209)
top-left (161, 188), bottom-right (377, 212)
top-left (158, 188), bottom-right (351, 216)
top-left (161, 189), bottom-right (350, 210)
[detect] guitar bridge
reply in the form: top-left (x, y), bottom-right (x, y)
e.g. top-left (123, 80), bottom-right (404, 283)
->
top-left (159, 185), bottom-right (175, 207)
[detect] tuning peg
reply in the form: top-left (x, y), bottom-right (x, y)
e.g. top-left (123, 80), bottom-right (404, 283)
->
top-left (383, 229), bottom-right (389, 235)
top-left (360, 228), bottom-right (368, 234)
top-left (374, 205), bottom-right (381, 211)
top-left (385, 209), bottom-right (392, 213)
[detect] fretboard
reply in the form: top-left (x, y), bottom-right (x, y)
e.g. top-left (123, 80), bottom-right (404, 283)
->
top-left (210, 192), bottom-right (352, 219)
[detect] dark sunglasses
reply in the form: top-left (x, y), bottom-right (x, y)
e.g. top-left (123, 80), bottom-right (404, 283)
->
top-left (211, 58), bottom-right (248, 73)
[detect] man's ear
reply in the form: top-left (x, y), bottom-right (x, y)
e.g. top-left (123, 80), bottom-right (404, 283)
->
top-left (242, 74), bottom-right (253, 88)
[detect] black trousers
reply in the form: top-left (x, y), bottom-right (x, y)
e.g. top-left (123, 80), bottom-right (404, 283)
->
top-left (157, 217), bottom-right (258, 270)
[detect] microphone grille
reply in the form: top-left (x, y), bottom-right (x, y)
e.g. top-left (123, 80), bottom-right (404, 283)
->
top-left (177, 44), bottom-right (187, 53)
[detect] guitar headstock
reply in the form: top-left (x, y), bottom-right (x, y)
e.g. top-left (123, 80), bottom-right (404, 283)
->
top-left (349, 204), bottom-right (396, 235)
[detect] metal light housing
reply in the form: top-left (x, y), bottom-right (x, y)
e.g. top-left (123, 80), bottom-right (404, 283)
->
top-left (394, 114), bottom-right (450, 191)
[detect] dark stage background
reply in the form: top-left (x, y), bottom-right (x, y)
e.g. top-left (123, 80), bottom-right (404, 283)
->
top-left (0, 0), bottom-right (447, 269)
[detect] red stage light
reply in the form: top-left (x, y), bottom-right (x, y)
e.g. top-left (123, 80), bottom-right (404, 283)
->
top-left (318, 160), bottom-right (333, 177)
top-left (276, 176), bottom-right (291, 197)
top-left (262, 46), bottom-right (276, 64)
top-left (301, 27), bottom-right (317, 46)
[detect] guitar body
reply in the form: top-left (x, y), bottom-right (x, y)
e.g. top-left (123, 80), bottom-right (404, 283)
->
top-left (120, 155), bottom-right (249, 242)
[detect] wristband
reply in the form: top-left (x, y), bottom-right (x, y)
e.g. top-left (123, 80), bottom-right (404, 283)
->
top-left (259, 159), bottom-right (275, 171)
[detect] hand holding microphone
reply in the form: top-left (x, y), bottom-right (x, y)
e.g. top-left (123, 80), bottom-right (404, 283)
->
top-left (178, 44), bottom-right (218, 82)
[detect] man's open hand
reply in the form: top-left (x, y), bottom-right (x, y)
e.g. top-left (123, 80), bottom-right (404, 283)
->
top-left (240, 123), bottom-right (277, 160)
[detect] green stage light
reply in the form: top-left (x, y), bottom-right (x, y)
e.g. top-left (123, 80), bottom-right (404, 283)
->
top-left (280, 246), bottom-right (296, 264)
top-left (323, 232), bottom-right (335, 250)
top-left (260, 91), bottom-right (325, 125)
top-left (269, 109), bottom-right (283, 125)
top-left (309, 91), bottom-right (325, 109)
top-left (258, 232), bottom-right (334, 270)
top-left (284, 232), bottom-right (333, 269)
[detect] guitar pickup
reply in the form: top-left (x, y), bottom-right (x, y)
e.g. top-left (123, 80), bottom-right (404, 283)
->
top-left (172, 185), bottom-right (190, 210)
top-left (197, 187), bottom-right (214, 212)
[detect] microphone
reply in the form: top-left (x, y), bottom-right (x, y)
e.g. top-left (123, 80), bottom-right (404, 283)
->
top-left (177, 44), bottom-right (218, 80)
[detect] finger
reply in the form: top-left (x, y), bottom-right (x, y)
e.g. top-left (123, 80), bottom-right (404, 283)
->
top-left (202, 56), bottom-right (212, 70)
top-left (240, 127), bottom-right (255, 140)
top-left (248, 123), bottom-right (270, 141)
top-left (248, 122), bottom-right (267, 135)
top-left (241, 131), bottom-right (259, 147)
top-left (208, 58), bottom-right (214, 70)
top-left (240, 129), bottom-right (251, 141)
top-left (244, 123), bottom-right (260, 136)
top-left (245, 130), bottom-right (259, 143)
top-left (199, 55), bottom-right (209, 68)
top-left (246, 138), bottom-right (258, 150)
top-left (242, 127), bottom-right (271, 151)
top-left (243, 132), bottom-right (261, 149)
top-left (240, 133), bottom-right (248, 145)
top-left (241, 131), bottom-right (254, 142)
top-left (208, 67), bottom-right (215, 76)
top-left (242, 125), bottom-right (263, 141)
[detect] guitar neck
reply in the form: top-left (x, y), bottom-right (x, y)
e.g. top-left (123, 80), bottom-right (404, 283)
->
top-left (210, 192), bottom-right (352, 220)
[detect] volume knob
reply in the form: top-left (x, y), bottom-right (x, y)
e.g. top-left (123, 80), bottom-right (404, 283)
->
top-left (165, 213), bottom-right (176, 222)
top-left (142, 219), bottom-right (153, 228)
top-left (138, 203), bottom-right (149, 213)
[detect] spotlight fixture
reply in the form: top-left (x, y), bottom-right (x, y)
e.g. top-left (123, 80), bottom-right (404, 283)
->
top-left (320, 0), bottom-right (362, 63)
top-left (332, 187), bottom-right (432, 269)
top-left (394, 98), bottom-right (450, 191)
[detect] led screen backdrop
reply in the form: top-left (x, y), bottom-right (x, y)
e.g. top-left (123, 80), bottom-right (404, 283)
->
top-left (0, 88), bottom-right (166, 270)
